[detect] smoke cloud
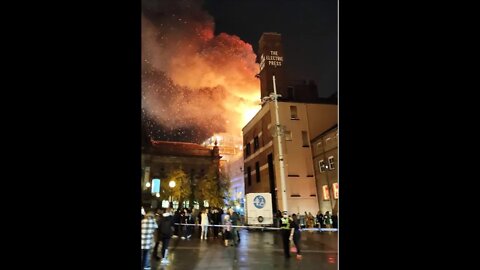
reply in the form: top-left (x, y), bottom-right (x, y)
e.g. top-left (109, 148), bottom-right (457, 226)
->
top-left (142, 0), bottom-right (260, 143)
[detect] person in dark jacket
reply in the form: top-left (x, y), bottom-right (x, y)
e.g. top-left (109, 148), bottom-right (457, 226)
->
top-left (332, 213), bottom-right (338, 229)
top-left (211, 208), bottom-right (221, 238)
top-left (172, 210), bottom-right (181, 238)
top-left (157, 208), bottom-right (174, 265)
top-left (153, 208), bottom-right (163, 260)
top-left (228, 208), bottom-right (240, 245)
top-left (289, 214), bottom-right (302, 260)
top-left (316, 211), bottom-right (324, 229)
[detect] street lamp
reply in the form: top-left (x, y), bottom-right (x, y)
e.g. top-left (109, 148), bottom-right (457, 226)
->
top-left (262, 75), bottom-right (288, 213)
top-left (168, 180), bottom-right (176, 208)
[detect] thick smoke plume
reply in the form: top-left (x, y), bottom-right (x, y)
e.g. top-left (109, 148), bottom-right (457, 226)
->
top-left (142, 0), bottom-right (260, 143)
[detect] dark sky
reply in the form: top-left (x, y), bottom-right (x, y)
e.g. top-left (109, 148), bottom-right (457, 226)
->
top-left (203, 0), bottom-right (338, 98)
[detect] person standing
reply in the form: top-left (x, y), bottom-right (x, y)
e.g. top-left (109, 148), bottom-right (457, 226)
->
top-left (153, 208), bottom-right (163, 260)
top-left (212, 208), bottom-right (221, 238)
top-left (172, 209), bottom-right (181, 238)
top-left (228, 208), bottom-right (240, 246)
top-left (158, 208), bottom-right (174, 265)
top-left (275, 210), bottom-right (283, 227)
top-left (316, 211), bottom-right (324, 229)
top-left (141, 211), bottom-right (158, 270)
top-left (324, 211), bottom-right (333, 228)
top-left (280, 211), bottom-right (292, 258)
top-left (223, 214), bottom-right (232, 247)
top-left (289, 214), bottom-right (303, 260)
top-left (200, 209), bottom-right (209, 240)
top-left (332, 212), bottom-right (338, 228)
top-left (180, 208), bottom-right (191, 240)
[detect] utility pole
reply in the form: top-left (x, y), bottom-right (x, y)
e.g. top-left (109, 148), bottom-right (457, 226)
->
top-left (272, 75), bottom-right (288, 213)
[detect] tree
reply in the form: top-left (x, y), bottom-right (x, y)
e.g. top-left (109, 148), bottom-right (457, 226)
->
top-left (164, 168), bottom-right (191, 208)
top-left (196, 164), bottom-right (230, 208)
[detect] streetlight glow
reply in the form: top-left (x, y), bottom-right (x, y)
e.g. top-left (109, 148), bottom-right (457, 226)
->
top-left (145, 182), bottom-right (151, 188)
top-left (169, 180), bottom-right (176, 188)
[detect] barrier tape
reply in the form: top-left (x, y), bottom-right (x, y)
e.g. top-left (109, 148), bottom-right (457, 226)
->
top-left (173, 223), bottom-right (338, 232)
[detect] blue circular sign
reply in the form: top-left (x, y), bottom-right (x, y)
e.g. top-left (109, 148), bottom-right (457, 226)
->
top-left (253, 195), bottom-right (266, 209)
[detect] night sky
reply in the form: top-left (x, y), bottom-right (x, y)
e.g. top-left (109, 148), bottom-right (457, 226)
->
top-left (204, 0), bottom-right (338, 98)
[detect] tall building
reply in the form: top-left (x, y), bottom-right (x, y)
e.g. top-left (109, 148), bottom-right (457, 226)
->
top-left (243, 33), bottom-right (338, 215)
top-left (257, 33), bottom-right (329, 104)
top-left (257, 33), bottom-right (286, 100)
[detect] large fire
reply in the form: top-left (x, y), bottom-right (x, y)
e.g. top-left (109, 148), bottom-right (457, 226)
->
top-left (142, 0), bottom-right (260, 142)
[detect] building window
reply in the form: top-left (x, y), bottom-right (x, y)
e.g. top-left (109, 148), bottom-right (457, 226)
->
top-left (333, 183), bottom-right (339, 199)
top-left (316, 142), bottom-right (323, 155)
top-left (162, 200), bottom-right (169, 208)
top-left (285, 131), bottom-right (292, 141)
top-left (290, 106), bottom-right (298, 119)
top-left (255, 162), bottom-right (261, 183)
top-left (319, 160), bottom-right (326, 172)
top-left (247, 167), bottom-right (252, 186)
top-left (302, 131), bottom-right (309, 147)
top-left (328, 156), bottom-right (335, 170)
top-left (322, 185), bottom-right (330, 201)
top-left (288, 87), bottom-right (295, 99)
top-left (254, 136), bottom-right (260, 152)
top-left (245, 143), bottom-right (251, 157)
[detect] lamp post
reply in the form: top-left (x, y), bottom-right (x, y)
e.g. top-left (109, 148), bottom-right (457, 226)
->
top-left (169, 180), bottom-right (176, 208)
top-left (262, 75), bottom-right (288, 213)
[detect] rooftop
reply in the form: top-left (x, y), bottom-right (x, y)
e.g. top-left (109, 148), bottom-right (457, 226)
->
top-left (147, 140), bottom-right (214, 157)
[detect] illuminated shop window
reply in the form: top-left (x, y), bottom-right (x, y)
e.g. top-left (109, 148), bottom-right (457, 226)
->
top-left (332, 183), bottom-right (339, 199)
top-left (322, 185), bottom-right (330, 201)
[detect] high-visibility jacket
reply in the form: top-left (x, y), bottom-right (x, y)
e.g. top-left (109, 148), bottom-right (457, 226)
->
top-left (281, 217), bottom-right (290, 229)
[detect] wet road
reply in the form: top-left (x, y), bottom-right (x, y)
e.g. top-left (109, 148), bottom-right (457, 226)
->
top-left (149, 228), bottom-right (338, 270)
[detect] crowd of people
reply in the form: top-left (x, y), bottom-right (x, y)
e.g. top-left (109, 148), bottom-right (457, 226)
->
top-left (142, 206), bottom-right (337, 269)
top-left (140, 206), bottom-right (242, 269)
top-left (275, 209), bottom-right (338, 229)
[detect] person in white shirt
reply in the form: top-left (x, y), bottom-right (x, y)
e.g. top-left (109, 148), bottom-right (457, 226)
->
top-left (200, 209), bottom-right (209, 240)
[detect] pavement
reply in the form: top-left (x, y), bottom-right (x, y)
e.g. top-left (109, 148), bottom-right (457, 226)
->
top-left (148, 227), bottom-right (338, 270)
